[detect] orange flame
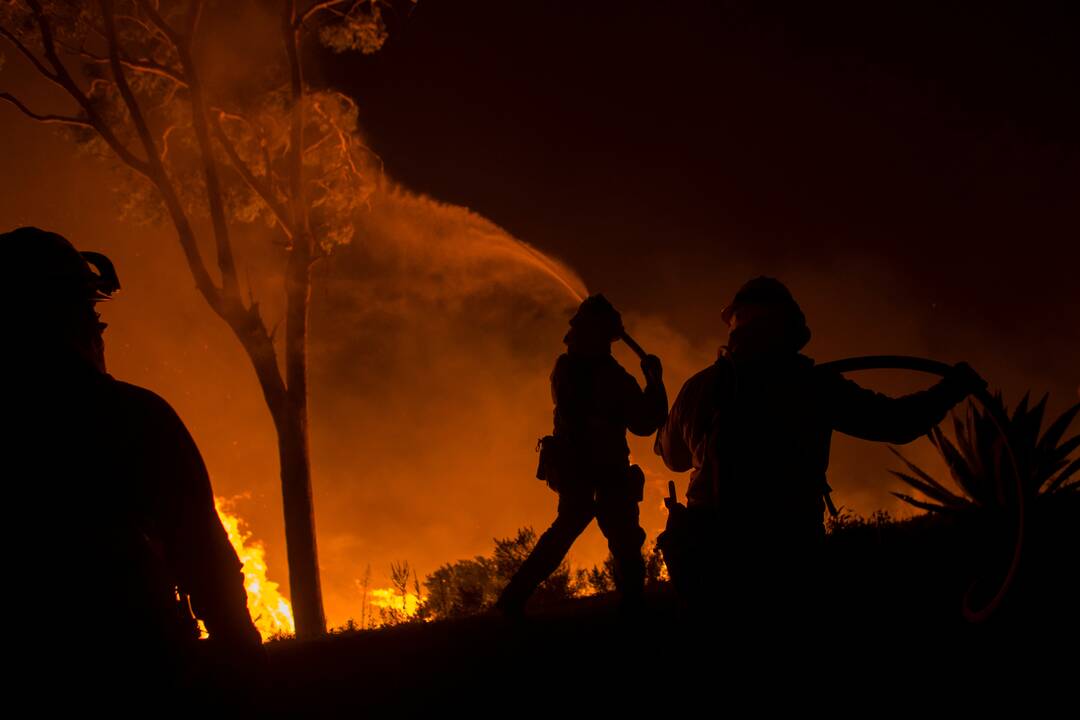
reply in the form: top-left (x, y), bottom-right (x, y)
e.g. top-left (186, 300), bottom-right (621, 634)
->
top-left (215, 498), bottom-right (296, 640)
top-left (367, 586), bottom-right (425, 617)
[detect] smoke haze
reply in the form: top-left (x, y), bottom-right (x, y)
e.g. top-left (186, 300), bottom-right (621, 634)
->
top-left (3, 0), bottom-right (1076, 627)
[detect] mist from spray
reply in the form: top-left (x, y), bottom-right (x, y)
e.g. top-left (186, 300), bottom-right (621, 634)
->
top-left (298, 181), bottom-right (608, 624)
top-left (510, 239), bottom-right (588, 303)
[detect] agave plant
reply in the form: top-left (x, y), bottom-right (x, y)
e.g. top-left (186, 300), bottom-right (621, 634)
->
top-left (890, 392), bottom-right (1080, 513)
top-left (888, 393), bottom-right (1079, 622)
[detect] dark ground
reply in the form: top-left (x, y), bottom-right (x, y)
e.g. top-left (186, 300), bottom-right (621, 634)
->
top-left (261, 591), bottom-right (1069, 715)
top-left (258, 511), bottom-right (1079, 715)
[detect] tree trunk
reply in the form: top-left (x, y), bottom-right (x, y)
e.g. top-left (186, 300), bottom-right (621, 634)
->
top-left (277, 235), bottom-right (325, 638)
top-left (217, 233), bottom-right (325, 639)
top-left (216, 268), bottom-right (325, 639)
top-left (276, 393), bottom-right (325, 638)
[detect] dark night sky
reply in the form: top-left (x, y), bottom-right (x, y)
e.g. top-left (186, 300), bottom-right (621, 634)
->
top-left (317, 0), bottom-right (1078, 378)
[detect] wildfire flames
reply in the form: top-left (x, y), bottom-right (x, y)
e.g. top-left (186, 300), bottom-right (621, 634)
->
top-left (367, 588), bottom-right (424, 618)
top-left (215, 499), bottom-right (427, 635)
top-left (215, 498), bottom-right (296, 640)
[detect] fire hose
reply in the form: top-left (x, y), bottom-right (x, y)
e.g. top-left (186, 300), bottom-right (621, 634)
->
top-left (815, 355), bottom-right (1022, 623)
top-left (620, 331), bottom-right (649, 362)
top-left (623, 332), bottom-right (1023, 624)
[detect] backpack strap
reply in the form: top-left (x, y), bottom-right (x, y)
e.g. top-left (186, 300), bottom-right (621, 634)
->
top-left (705, 351), bottom-right (738, 506)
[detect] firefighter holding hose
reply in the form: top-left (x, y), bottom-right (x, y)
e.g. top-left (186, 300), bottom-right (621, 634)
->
top-left (654, 276), bottom-right (988, 624)
top-left (496, 294), bottom-right (668, 617)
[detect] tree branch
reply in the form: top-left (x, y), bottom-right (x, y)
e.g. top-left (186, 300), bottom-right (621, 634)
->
top-left (295, 0), bottom-right (351, 29)
top-left (0, 92), bottom-right (93, 127)
top-left (21, 0), bottom-right (152, 176)
top-left (303, 131), bottom-right (333, 155)
top-left (185, 0), bottom-right (204, 39)
top-left (101, 1), bottom-right (164, 173)
top-left (114, 13), bottom-right (159, 39)
top-left (85, 15), bottom-right (174, 59)
top-left (65, 46), bottom-right (188, 86)
top-left (94, 0), bottom-right (223, 310)
top-left (284, 0), bottom-right (307, 236)
top-left (133, 0), bottom-right (185, 49)
top-left (166, 0), bottom-right (242, 303)
top-left (0, 27), bottom-right (59, 81)
top-left (236, 303), bottom-right (289, 416)
top-left (160, 122), bottom-right (180, 160)
top-left (311, 97), bottom-right (361, 180)
top-left (212, 112), bottom-right (295, 239)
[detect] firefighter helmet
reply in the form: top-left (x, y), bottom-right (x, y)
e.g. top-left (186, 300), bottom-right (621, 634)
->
top-left (4, 226), bottom-right (120, 301)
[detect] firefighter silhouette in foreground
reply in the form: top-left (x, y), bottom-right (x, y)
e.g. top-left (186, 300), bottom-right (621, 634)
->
top-left (5, 227), bottom-right (261, 696)
top-left (655, 277), bottom-right (987, 622)
top-left (496, 295), bottom-right (668, 616)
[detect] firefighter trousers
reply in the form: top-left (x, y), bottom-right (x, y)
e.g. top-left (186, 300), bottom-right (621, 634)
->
top-left (498, 475), bottom-right (646, 610)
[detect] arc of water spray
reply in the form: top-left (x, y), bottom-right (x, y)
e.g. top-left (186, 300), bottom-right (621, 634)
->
top-left (507, 234), bottom-right (650, 360)
top-left (509, 237), bottom-right (587, 303)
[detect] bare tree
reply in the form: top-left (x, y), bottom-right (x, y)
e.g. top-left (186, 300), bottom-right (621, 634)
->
top-left (389, 560), bottom-right (411, 612)
top-left (356, 562), bottom-right (372, 629)
top-left (1, 0), bottom-right (397, 638)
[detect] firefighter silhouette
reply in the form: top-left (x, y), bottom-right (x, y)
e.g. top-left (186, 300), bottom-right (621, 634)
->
top-left (655, 277), bottom-right (987, 623)
top-left (496, 295), bottom-right (668, 616)
top-left (4, 227), bottom-right (261, 699)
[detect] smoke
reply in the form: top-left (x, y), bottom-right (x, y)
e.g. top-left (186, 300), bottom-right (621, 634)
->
top-left (3, 57), bottom-right (1075, 630)
top-left (302, 182), bottom-right (596, 622)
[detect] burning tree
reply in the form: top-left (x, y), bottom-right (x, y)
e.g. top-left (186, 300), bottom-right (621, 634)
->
top-left (0, 0), bottom-right (398, 638)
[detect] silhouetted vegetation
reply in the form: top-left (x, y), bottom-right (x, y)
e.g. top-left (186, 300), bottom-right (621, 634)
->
top-left (331, 528), bottom-right (670, 629)
top-left (891, 393), bottom-right (1079, 513)
top-left (887, 392), bottom-right (1079, 619)
top-left (420, 527), bottom-right (609, 622)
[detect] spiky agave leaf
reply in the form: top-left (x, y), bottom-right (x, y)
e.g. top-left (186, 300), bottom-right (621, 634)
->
top-left (886, 445), bottom-right (971, 510)
top-left (951, 408), bottom-right (984, 481)
top-left (1037, 401), bottom-right (1080, 457)
top-left (1024, 400), bottom-right (1080, 496)
top-left (1014, 393), bottom-right (1046, 455)
top-left (888, 471), bottom-right (971, 510)
top-left (964, 395), bottom-right (1025, 504)
top-left (1010, 394), bottom-right (1046, 496)
top-left (930, 425), bottom-right (995, 506)
top-left (891, 392), bottom-right (1079, 512)
top-left (1047, 457), bottom-right (1080, 495)
top-left (1048, 434), bottom-right (1080, 469)
top-left (970, 401), bottom-right (1011, 500)
top-left (887, 446), bottom-right (970, 501)
top-left (890, 491), bottom-right (956, 514)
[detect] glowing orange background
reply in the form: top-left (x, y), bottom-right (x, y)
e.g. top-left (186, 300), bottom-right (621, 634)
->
top-left (2, 27), bottom-right (1076, 628)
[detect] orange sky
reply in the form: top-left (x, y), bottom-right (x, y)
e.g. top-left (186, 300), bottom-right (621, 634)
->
top-left (3, 38), bottom-right (1076, 628)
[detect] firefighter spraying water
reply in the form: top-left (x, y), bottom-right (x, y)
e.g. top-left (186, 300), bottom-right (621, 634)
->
top-left (496, 294), bottom-right (668, 617)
